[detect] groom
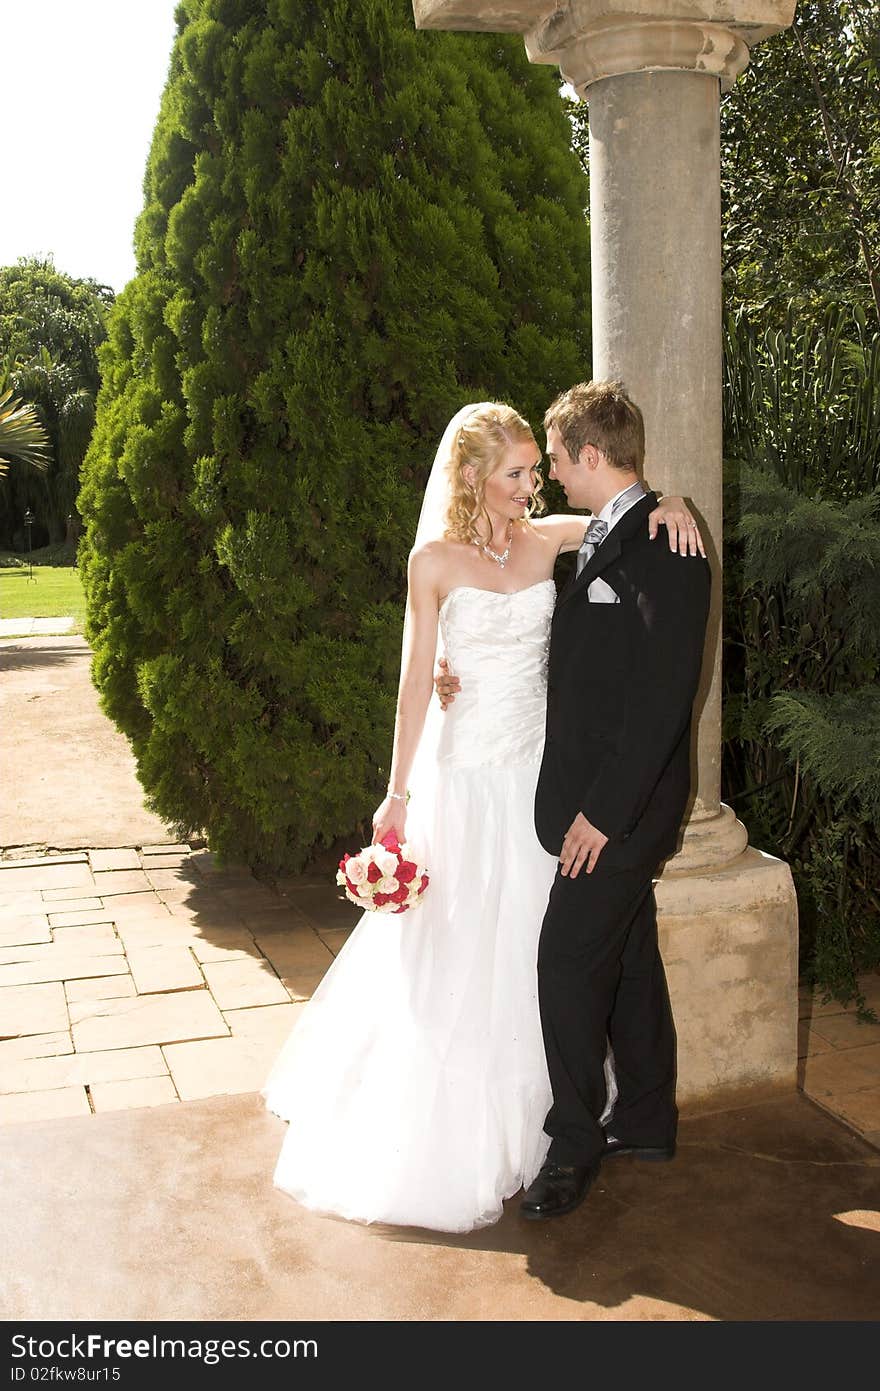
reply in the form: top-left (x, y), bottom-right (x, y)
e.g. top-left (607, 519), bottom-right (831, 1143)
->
top-left (519, 379), bottom-right (710, 1219)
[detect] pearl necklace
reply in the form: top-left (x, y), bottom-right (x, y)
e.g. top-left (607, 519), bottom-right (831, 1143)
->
top-left (476, 521), bottom-right (513, 569)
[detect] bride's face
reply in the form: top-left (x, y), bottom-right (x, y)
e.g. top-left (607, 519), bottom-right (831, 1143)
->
top-left (481, 439), bottom-right (542, 522)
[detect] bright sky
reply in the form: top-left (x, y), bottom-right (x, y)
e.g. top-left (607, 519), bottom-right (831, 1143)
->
top-left (3, 1), bottom-right (180, 293)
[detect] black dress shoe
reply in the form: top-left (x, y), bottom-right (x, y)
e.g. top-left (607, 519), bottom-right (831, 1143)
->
top-left (602, 1136), bottom-right (676, 1162)
top-left (519, 1159), bottom-right (601, 1221)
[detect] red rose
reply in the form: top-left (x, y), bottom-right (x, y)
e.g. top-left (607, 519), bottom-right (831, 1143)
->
top-left (373, 891), bottom-right (390, 906)
top-left (367, 861), bottom-right (382, 883)
top-left (393, 904), bottom-right (408, 914)
top-left (339, 853), bottom-right (350, 870)
top-left (419, 874), bottom-right (429, 893)
top-left (390, 884), bottom-right (409, 904)
top-left (394, 860), bottom-right (417, 884)
top-left (381, 829), bottom-right (401, 853)
top-left (345, 878), bottom-right (360, 897)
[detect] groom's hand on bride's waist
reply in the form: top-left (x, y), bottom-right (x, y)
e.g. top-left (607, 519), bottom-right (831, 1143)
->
top-left (560, 813), bottom-right (609, 878)
top-left (435, 657), bottom-right (461, 710)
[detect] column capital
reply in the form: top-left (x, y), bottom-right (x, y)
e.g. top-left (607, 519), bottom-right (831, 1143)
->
top-left (413, 3), bottom-right (797, 94)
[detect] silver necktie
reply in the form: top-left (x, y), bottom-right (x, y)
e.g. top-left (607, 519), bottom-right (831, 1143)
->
top-left (575, 518), bottom-right (608, 576)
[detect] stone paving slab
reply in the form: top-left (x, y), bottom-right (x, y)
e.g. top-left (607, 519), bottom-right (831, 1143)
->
top-left (0, 862), bottom-right (95, 892)
top-left (222, 1002), bottom-right (304, 1039)
top-left (201, 957), bottom-right (291, 1009)
top-left (70, 989), bottom-right (229, 1052)
top-left (0, 1043), bottom-right (168, 1094)
top-left (0, 1085), bottom-right (90, 1124)
top-left (254, 930), bottom-right (335, 1001)
top-left (144, 866), bottom-right (200, 891)
top-left (0, 917), bottom-right (52, 947)
top-left (0, 892), bottom-right (47, 913)
top-left (0, 1030), bottom-right (73, 1061)
top-left (807, 1011), bottom-right (880, 1051)
top-left (50, 922), bottom-right (121, 951)
top-left (40, 894), bottom-right (104, 911)
top-left (189, 929), bottom-right (262, 963)
top-left (92, 869), bottom-right (153, 896)
top-left (101, 891), bottom-right (174, 918)
top-left (114, 919), bottom-right (207, 952)
top-left (0, 981), bottom-right (71, 1037)
top-left (0, 952), bottom-right (129, 987)
top-left (89, 849), bottom-right (142, 872)
top-left (65, 974), bottom-right (136, 1004)
top-left (801, 1041), bottom-right (880, 1097)
top-left (90, 1075), bottom-right (179, 1113)
top-left (163, 1033), bottom-right (292, 1101)
top-left (829, 1086), bottom-right (880, 1133)
top-left (317, 927), bottom-right (354, 955)
top-left (127, 944), bottom-right (205, 994)
top-left (0, 852), bottom-right (89, 871)
top-left (46, 907), bottom-right (116, 928)
top-left (0, 933), bottom-right (122, 963)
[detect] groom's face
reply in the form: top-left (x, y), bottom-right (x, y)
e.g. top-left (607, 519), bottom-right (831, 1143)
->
top-left (545, 425), bottom-right (593, 509)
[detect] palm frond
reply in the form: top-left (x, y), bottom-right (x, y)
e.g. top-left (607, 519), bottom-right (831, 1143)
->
top-left (0, 389), bottom-right (52, 474)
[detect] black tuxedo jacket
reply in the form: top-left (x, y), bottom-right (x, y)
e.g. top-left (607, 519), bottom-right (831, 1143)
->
top-left (535, 492), bottom-right (711, 871)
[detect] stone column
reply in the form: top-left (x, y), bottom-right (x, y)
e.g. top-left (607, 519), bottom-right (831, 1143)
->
top-left (414, 0), bottom-right (801, 1110)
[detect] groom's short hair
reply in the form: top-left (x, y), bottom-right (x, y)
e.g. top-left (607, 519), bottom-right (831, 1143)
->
top-left (544, 380), bottom-right (645, 473)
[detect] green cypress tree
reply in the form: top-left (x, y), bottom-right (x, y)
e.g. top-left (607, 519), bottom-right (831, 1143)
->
top-left (78, 0), bottom-right (590, 871)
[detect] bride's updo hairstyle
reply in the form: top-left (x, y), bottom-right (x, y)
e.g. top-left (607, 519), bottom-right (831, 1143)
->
top-left (444, 403), bottom-right (544, 545)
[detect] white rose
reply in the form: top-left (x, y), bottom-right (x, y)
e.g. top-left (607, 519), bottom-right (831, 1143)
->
top-left (375, 849), bottom-right (399, 878)
top-left (346, 857), bottom-right (368, 885)
top-left (377, 875), bottom-right (399, 894)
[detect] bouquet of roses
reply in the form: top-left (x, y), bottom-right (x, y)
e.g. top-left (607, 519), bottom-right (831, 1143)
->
top-left (336, 830), bottom-right (429, 914)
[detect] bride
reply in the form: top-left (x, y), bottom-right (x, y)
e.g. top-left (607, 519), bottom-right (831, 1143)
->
top-left (263, 401), bottom-right (702, 1233)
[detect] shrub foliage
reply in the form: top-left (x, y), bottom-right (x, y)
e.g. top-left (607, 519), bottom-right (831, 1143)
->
top-left (723, 305), bottom-right (880, 1003)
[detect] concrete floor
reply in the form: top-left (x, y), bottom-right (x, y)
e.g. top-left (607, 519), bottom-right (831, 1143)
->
top-left (2, 1089), bottom-right (878, 1321)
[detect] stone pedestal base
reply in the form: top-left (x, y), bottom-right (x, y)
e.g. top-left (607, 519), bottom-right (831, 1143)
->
top-left (655, 846), bottom-right (799, 1112)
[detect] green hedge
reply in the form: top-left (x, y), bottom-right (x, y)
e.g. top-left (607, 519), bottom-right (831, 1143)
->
top-left (78, 0), bottom-right (591, 872)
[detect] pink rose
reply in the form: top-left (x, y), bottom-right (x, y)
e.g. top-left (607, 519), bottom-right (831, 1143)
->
top-left (346, 857), bottom-right (368, 886)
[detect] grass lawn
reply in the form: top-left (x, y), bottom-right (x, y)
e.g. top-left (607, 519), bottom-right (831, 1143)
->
top-left (0, 565), bottom-right (86, 625)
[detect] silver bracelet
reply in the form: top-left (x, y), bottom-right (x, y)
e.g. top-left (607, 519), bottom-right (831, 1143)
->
top-left (387, 791), bottom-right (407, 802)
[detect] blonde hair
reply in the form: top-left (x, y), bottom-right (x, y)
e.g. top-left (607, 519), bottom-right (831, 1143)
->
top-left (544, 379), bottom-right (645, 474)
top-left (444, 402), bottom-right (544, 544)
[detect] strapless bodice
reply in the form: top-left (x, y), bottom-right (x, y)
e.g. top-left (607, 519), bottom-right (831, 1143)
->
top-left (435, 580), bottom-right (555, 768)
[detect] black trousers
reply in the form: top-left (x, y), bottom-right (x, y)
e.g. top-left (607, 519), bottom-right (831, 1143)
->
top-left (537, 858), bottom-right (677, 1166)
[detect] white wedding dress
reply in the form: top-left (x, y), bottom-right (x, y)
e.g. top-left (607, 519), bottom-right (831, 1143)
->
top-left (263, 579), bottom-right (561, 1232)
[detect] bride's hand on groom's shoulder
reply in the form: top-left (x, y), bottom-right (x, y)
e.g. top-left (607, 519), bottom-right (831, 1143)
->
top-left (648, 497), bottom-right (706, 558)
top-left (434, 657), bottom-right (461, 710)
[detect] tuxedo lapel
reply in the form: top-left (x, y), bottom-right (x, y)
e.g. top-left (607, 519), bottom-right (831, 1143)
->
top-left (557, 492), bottom-right (658, 611)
